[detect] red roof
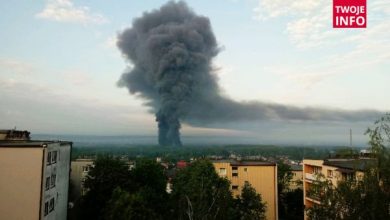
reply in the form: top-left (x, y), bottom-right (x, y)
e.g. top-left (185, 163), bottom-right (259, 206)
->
top-left (176, 160), bottom-right (187, 169)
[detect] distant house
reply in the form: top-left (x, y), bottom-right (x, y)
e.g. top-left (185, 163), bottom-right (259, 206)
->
top-left (213, 160), bottom-right (278, 220)
top-left (0, 130), bottom-right (72, 220)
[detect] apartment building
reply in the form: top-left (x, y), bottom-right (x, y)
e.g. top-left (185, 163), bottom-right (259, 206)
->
top-left (0, 130), bottom-right (72, 220)
top-left (303, 158), bottom-right (375, 219)
top-left (70, 158), bottom-right (135, 201)
top-left (289, 164), bottom-right (303, 191)
top-left (213, 160), bottom-right (278, 220)
top-left (70, 159), bottom-right (94, 201)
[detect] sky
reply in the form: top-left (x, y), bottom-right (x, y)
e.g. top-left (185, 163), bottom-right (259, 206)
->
top-left (0, 0), bottom-right (389, 145)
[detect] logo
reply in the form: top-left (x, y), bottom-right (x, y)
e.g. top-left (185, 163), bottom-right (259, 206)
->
top-left (333, 0), bottom-right (367, 28)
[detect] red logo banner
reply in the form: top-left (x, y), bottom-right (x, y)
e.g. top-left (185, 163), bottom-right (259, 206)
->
top-left (333, 0), bottom-right (367, 28)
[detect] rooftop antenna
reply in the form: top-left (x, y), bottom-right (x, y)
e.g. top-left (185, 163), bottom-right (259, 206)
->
top-left (350, 128), bottom-right (352, 148)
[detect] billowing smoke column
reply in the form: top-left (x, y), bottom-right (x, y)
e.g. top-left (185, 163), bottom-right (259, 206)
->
top-left (117, 1), bottom-right (380, 146)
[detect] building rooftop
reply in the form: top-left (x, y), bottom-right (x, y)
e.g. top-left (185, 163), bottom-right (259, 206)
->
top-left (290, 164), bottom-right (303, 171)
top-left (323, 158), bottom-right (376, 171)
top-left (212, 159), bottom-right (276, 166)
top-left (0, 140), bottom-right (72, 148)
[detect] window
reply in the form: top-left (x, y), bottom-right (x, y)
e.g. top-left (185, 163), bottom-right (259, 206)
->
top-left (82, 165), bottom-right (91, 172)
top-left (342, 173), bottom-right (355, 181)
top-left (232, 173), bottom-right (238, 177)
top-left (45, 177), bottom-right (50, 190)
top-left (47, 152), bottom-right (52, 165)
top-left (51, 174), bottom-right (56, 188)
top-left (313, 166), bottom-right (321, 174)
top-left (219, 168), bottom-right (226, 175)
top-left (44, 201), bottom-right (49, 216)
top-left (232, 166), bottom-right (238, 170)
top-left (244, 168), bottom-right (247, 172)
top-left (49, 198), bottom-right (55, 212)
top-left (327, 170), bottom-right (333, 178)
top-left (232, 185), bottom-right (239, 190)
top-left (52, 151), bottom-right (57, 164)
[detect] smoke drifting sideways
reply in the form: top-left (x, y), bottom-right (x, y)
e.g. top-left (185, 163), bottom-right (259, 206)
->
top-left (117, 1), bottom-right (381, 147)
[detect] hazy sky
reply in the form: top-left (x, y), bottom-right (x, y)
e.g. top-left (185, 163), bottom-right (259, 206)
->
top-left (0, 0), bottom-right (389, 145)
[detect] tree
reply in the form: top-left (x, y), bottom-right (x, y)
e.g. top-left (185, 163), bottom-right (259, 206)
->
top-left (101, 159), bottom-right (170, 220)
top-left (277, 162), bottom-right (293, 193)
top-left (79, 156), bottom-right (132, 220)
top-left (171, 159), bottom-right (235, 220)
top-left (104, 187), bottom-right (159, 220)
top-left (235, 182), bottom-right (266, 220)
top-left (277, 162), bottom-right (293, 219)
top-left (282, 188), bottom-right (303, 220)
top-left (128, 159), bottom-right (170, 219)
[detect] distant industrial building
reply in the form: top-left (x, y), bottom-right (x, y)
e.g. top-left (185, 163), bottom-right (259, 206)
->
top-left (0, 130), bottom-right (72, 220)
top-left (303, 158), bottom-right (375, 220)
top-left (213, 160), bottom-right (278, 220)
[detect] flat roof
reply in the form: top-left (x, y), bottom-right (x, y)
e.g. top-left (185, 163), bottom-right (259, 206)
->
top-left (0, 140), bottom-right (72, 148)
top-left (212, 159), bottom-right (276, 166)
top-left (323, 158), bottom-right (376, 171)
top-left (290, 164), bottom-right (303, 171)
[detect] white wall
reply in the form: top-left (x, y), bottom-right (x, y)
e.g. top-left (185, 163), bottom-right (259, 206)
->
top-left (42, 143), bottom-right (71, 220)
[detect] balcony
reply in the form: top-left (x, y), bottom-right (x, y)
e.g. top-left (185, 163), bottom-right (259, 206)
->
top-left (306, 191), bottom-right (321, 204)
top-left (306, 196), bottom-right (321, 204)
top-left (305, 173), bottom-right (317, 181)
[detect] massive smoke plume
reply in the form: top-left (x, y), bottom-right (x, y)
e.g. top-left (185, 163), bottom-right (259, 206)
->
top-left (117, 1), bottom-right (380, 146)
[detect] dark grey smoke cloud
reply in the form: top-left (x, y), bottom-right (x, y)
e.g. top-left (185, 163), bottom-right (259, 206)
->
top-left (117, 1), bottom-right (381, 146)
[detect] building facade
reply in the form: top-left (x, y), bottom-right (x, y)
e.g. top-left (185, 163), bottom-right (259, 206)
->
top-left (213, 160), bottom-right (278, 220)
top-left (303, 158), bottom-right (373, 219)
top-left (289, 164), bottom-right (303, 191)
top-left (0, 133), bottom-right (72, 220)
top-left (70, 159), bottom-right (94, 201)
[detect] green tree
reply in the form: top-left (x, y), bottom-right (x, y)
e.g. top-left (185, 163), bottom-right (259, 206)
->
top-left (102, 159), bottom-right (170, 219)
top-left (235, 182), bottom-right (266, 220)
top-left (171, 159), bottom-right (234, 220)
top-left (277, 162), bottom-right (293, 193)
top-left (282, 188), bottom-right (303, 220)
top-left (129, 159), bottom-right (170, 218)
top-left (104, 187), bottom-right (159, 220)
top-left (277, 162), bottom-right (293, 219)
top-left (79, 156), bottom-right (132, 220)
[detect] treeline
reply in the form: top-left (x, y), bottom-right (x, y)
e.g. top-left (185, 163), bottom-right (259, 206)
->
top-left (71, 144), bottom-right (346, 161)
top-left (70, 158), bottom-right (266, 220)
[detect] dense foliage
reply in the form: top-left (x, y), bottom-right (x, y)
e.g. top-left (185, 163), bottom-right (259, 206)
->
top-left (277, 162), bottom-right (304, 220)
top-left (171, 159), bottom-right (235, 219)
top-left (235, 182), bottom-right (267, 220)
top-left (80, 156), bottom-right (132, 220)
top-left (74, 158), bottom-right (267, 220)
